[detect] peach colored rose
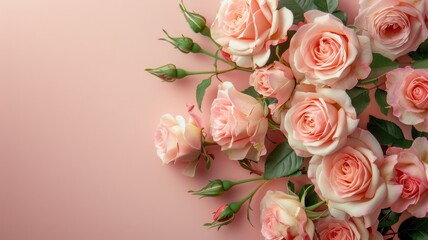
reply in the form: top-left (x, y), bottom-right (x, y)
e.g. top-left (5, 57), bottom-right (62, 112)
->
top-left (382, 137), bottom-right (428, 217)
top-left (308, 129), bottom-right (402, 227)
top-left (210, 82), bottom-right (268, 161)
top-left (154, 112), bottom-right (202, 165)
top-left (386, 67), bottom-right (428, 132)
top-left (249, 61), bottom-right (295, 109)
top-left (211, 0), bottom-right (293, 68)
top-left (355, 0), bottom-right (428, 60)
top-left (281, 84), bottom-right (359, 157)
top-left (288, 10), bottom-right (372, 90)
top-left (260, 191), bottom-right (314, 240)
top-left (315, 216), bottom-right (383, 240)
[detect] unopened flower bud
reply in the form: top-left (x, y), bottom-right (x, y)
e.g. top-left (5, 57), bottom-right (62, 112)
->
top-left (213, 204), bottom-right (234, 222)
top-left (145, 64), bottom-right (188, 82)
top-left (204, 201), bottom-right (243, 229)
top-left (189, 179), bottom-right (233, 197)
top-left (179, 1), bottom-right (210, 36)
top-left (160, 30), bottom-right (202, 54)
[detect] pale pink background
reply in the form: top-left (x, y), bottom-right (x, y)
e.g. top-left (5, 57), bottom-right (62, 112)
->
top-left (0, 1), bottom-right (362, 239)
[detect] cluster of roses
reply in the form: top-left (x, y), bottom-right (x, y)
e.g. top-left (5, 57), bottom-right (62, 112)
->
top-left (150, 0), bottom-right (428, 239)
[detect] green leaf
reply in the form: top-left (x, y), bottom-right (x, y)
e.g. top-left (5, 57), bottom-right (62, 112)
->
top-left (314, 0), bottom-right (338, 13)
top-left (279, 0), bottom-right (317, 24)
top-left (346, 87), bottom-right (370, 116)
top-left (413, 59), bottom-right (428, 69)
top-left (367, 115), bottom-right (412, 148)
top-left (332, 10), bottom-right (347, 25)
top-left (265, 31), bottom-right (296, 65)
top-left (287, 180), bottom-right (296, 194)
top-left (377, 209), bottom-right (401, 228)
top-left (411, 126), bottom-right (428, 139)
top-left (364, 53), bottom-right (399, 81)
top-left (298, 184), bottom-right (319, 207)
top-left (242, 86), bottom-right (261, 99)
top-left (196, 78), bottom-right (211, 111)
top-left (375, 89), bottom-right (389, 116)
top-left (264, 141), bottom-right (304, 179)
top-left (409, 38), bottom-right (428, 60)
top-left (398, 217), bottom-right (428, 240)
top-left (357, 78), bottom-right (378, 86)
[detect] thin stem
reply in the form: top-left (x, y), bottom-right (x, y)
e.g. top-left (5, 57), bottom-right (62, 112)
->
top-left (209, 36), bottom-right (222, 48)
top-left (235, 66), bottom-right (254, 73)
top-left (240, 181), bottom-right (268, 204)
top-left (232, 177), bottom-right (264, 185)
top-left (203, 141), bottom-right (217, 146)
top-left (305, 200), bottom-right (326, 211)
top-left (200, 49), bottom-right (232, 65)
top-left (186, 68), bottom-right (235, 76)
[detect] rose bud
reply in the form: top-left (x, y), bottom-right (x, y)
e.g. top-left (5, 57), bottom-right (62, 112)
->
top-left (179, 2), bottom-right (210, 37)
top-left (145, 64), bottom-right (188, 82)
top-left (160, 30), bottom-right (202, 54)
top-left (205, 202), bottom-right (242, 229)
top-left (189, 179), bottom-right (234, 197)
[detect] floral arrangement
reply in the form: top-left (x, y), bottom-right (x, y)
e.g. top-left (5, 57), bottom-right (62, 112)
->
top-left (147, 0), bottom-right (428, 239)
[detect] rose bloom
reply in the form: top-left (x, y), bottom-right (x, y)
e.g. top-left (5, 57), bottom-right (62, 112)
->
top-left (154, 113), bottom-right (202, 165)
top-left (308, 129), bottom-right (402, 227)
top-left (281, 84), bottom-right (359, 157)
top-left (288, 10), bottom-right (372, 90)
top-left (210, 81), bottom-right (268, 161)
top-left (249, 61), bottom-right (295, 109)
top-left (382, 137), bottom-right (428, 217)
top-left (386, 67), bottom-right (428, 132)
top-left (211, 0), bottom-right (293, 68)
top-left (315, 216), bottom-right (383, 240)
top-left (260, 191), bottom-right (314, 240)
top-left (355, 0), bottom-right (428, 60)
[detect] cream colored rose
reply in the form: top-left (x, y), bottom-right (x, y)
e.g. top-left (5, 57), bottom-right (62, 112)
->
top-left (211, 0), bottom-right (293, 68)
top-left (210, 82), bottom-right (268, 161)
top-left (154, 114), bottom-right (202, 165)
top-left (289, 10), bottom-right (372, 90)
top-left (355, 0), bottom-right (428, 60)
top-left (249, 61), bottom-right (295, 109)
top-left (260, 191), bottom-right (314, 240)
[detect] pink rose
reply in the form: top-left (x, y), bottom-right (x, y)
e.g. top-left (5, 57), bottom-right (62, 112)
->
top-left (386, 67), bottom-right (428, 132)
top-left (249, 61), bottom-right (295, 109)
top-left (210, 82), bottom-right (268, 161)
top-left (154, 112), bottom-right (202, 165)
top-left (315, 216), bottom-right (383, 240)
top-left (382, 137), bottom-right (428, 217)
top-left (308, 129), bottom-right (402, 227)
top-left (260, 191), bottom-right (314, 240)
top-left (281, 84), bottom-right (359, 157)
top-left (211, 0), bottom-right (293, 68)
top-left (288, 10), bottom-right (372, 90)
top-left (355, 0), bottom-right (428, 60)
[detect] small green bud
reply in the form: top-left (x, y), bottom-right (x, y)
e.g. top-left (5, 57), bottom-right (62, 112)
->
top-left (179, 1), bottom-right (210, 36)
top-left (204, 203), bottom-right (238, 229)
top-left (189, 179), bottom-right (234, 197)
top-left (145, 64), bottom-right (188, 82)
top-left (160, 30), bottom-right (202, 54)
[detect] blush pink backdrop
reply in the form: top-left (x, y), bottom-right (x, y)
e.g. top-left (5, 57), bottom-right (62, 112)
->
top-left (0, 0), bottom-right (359, 239)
